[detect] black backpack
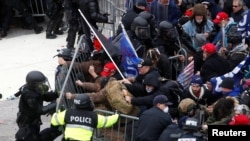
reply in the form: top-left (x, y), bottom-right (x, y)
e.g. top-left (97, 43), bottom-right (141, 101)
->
top-left (159, 79), bottom-right (184, 107)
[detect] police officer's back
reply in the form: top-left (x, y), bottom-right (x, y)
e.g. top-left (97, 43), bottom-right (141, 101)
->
top-left (51, 94), bottom-right (119, 140)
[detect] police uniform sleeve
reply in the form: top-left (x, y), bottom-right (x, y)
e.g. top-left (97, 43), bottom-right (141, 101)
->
top-left (51, 110), bottom-right (66, 126)
top-left (96, 114), bottom-right (119, 128)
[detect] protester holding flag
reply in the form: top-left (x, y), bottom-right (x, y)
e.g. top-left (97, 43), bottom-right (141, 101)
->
top-left (222, 25), bottom-right (248, 71)
top-left (219, 77), bottom-right (241, 97)
top-left (111, 22), bottom-right (142, 78)
top-left (120, 58), bottom-right (161, 97)
top-left (209, 54), bottom-right (250, 97)
top-left (212, 12), bottom-right (237, 51)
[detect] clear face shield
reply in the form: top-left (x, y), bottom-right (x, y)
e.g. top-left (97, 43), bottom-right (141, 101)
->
top-left (36, 78), bottom-right (52, 94)
top-left (162, 28), bottom-right (177, 40)
top-left (135, 26), bottom-right (150, 39)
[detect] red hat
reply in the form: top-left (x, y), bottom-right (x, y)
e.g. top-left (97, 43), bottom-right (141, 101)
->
top-left (101, 62), bottom-right (117, 77)
top-left (201, 43), bottom-right (216, 54)
top-left (213, 12), bottom-right (229, 24)
top-left (185, 8), bottom-right (193, 17)
top-left (229, 114), bottom-right (250, 125)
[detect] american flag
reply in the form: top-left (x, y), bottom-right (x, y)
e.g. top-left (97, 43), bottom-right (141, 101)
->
top-left (177, 60), bottom-right (194, 90)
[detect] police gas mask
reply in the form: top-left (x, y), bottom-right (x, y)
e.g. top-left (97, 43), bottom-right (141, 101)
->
top-left (36, 82), bottom-right (50, 94)
top-left (135, 26), bottom-right (150, 39)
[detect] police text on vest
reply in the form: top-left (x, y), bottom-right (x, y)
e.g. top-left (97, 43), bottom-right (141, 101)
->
top-left (70, 116), bottom-right (92, 124)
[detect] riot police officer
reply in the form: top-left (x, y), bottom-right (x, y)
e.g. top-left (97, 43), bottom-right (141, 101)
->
top-left (15, 70), bottom-right (58, 141)
top-left (127, 16), bottom-right (152, 58)
top-left (13, 0), bottom-right (43, 34)
top-left (45, 0), bottom-right (64, 39)
top-left (50, 94), bottom-right (119, 140)
top-left (65, 0), bottom-right (109, 50)
top-left (153, 20), bottom-right (180, 56)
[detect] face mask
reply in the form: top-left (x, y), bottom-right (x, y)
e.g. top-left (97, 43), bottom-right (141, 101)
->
top-left (163, 106), bottom-right (169, 113)
top-left (146, 87), bottom-right (153, 93)
top-left (195, 19), bottom-right (203, 24)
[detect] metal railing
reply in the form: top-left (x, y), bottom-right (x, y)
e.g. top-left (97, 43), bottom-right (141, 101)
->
top-left (93, 109), bottom-right (139, 141)
top-left (28, 0), bottom-right (47, 16)
top-left (52, 0), bottom-right (190, 140)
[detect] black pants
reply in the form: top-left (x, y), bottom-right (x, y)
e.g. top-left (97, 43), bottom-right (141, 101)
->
top-left (15, 124), bottom-right (40, 141)
top-left (40, 125), bottom-right (63, 141)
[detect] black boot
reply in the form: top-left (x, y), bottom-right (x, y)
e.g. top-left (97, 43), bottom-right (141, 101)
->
top-left (1, 29), bottom-right (7, 38)
top-left (46, 33), bottom-right (57, 39)
top-left (53, 15), bottom-right (64, 35)
top-left (54, 30), bottom-right (63, 35)
top-left (34, 26), bottom-right (43, 34)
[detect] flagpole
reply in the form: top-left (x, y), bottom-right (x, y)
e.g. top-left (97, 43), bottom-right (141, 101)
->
top-left (78, 9), bottom-right (125, 80)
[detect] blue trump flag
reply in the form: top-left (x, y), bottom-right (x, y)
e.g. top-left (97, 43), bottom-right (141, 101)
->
top-left (119, 30), bottom-right (142, 78)
top-left (210, 55), bottom-right (250, 94)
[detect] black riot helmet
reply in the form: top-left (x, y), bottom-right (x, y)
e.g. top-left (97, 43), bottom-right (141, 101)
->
top-left (158, 20), bottom-right (177, 41)
top-left (183, 117), bottom-right (199, 131)
top-left (131, 16), bottom-right (150, 39)
top-left (26, 71), bottom-right (47, 89)
top-left (227, 25), bottom-right (242, 45)
top-left (74, 94), bottom-right (95, 110)
top-left (139, 11), bottom-right (154, 23)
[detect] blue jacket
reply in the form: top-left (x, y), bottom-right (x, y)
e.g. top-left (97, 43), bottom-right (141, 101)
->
top-left (149, 0), bottom-right (181, 25)
top-left (182, 19), bottom-right (214, 51)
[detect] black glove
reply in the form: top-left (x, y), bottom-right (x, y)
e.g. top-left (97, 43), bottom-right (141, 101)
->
top-left (42, 102), bottom-right (57, 115)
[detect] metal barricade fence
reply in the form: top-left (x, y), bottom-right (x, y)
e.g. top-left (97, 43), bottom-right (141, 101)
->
top-left (93, 109), bottom-right (139, 141)
top-left (14, 0), bottom-right (47, 17)
top-left (28, 0), bottom-right (47, 16)
top-left (168, 47), bottom-right (188, 80)
top-left (97, 0), bottom-right (126, 38)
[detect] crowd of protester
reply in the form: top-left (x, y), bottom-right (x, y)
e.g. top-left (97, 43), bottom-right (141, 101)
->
top-left (7, 0), bottom-right (250, 140)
